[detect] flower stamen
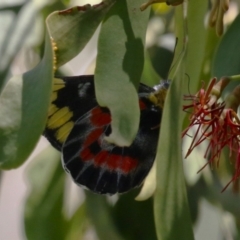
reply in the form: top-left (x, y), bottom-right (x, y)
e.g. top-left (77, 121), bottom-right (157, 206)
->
top-left (183, 76), bottom-right (240, 191)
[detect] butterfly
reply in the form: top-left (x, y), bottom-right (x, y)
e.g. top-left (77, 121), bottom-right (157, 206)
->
top-left (44, 75), bottom-right (169, 194)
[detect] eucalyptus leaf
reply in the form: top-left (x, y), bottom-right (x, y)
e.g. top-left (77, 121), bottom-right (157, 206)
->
top-left (185, 0), bottom-right (208, 92)
top-left (46, 0), bottom-right (116, 68)
top-left (112, 190), bottom-right (157, 240)
top-left (0, 0), bottom-right (115, 169)
top-left (85, 192), bottom-right (124, 240)
top-left (0, 34), bottom-right (53, 169)
top-left (212, 14), bottom-right (240, 78)
top-left (212, 13), bottom-right (240, 98)
top-left (24, 146), bottom-right (67, 240)
top-left (199, 27), bottom-right (219, 81)
top-left (65, 202), bottom-right (88, 240)
top-left (154, 5), bottom-right (194, 240)
top-left (154, 67), bottom-right (194, 240)
top-left (95, 0), bottom-right (150, 146)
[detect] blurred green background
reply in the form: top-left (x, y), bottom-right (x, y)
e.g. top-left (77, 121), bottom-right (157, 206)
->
top-left (1, 0), bottom-right (240, 239)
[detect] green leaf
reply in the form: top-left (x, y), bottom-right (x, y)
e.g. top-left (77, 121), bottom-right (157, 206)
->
top-left (0, 34), bottom-right (53, 169)
top-left (0, 1), bottom-right (115, 169)
top-left (95, 0), bottom-right (150, 146)
top-left (66, 203), bottom-right (88, 240)
top-left (182, 0), bottom-right (212, 185)
top-left (154, 5), bottom-right (194, 240)
top-left (85, 192), bottom-right (124, 240)
top-left (199, 27), bottom-right (219, 81)
top-left (212, 13), bottom-right (240, 98)
top-left (112, 190), bottom-right (157, 240)
top-left (212, 13), bottom-right (240, 78)
top-left (185, 0), bottom-right (208, 92)
top-left (24, 146), bottom-right (67, 240)
top-left (46, 0), bottom-right (116, 68)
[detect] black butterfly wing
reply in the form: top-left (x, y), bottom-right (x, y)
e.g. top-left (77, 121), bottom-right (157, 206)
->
top-left (44, 75), bottom-right (153, 150)
top-left (44, 75), bottom-right (161, 194)
top-left (62, 97), bottom-right (161, 194)
top-left (44, 75), bottom-right (97, 150)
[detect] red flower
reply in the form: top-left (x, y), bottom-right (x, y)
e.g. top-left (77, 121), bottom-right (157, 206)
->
top-left (182, 78), bottom-right (225, 158)
top-left (183, 77), bottom-right (240, 191)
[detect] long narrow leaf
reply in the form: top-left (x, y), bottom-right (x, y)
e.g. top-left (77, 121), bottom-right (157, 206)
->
top-left (24, 147), bottom-right (67, 240)
top-left (0, 1), bottom-right (115, 169)
top-left (46, 0), bottom-right (116, 67)
top-left (85, 192), bottom-right (124, 240)
top-left (0, 34), bottom-right (53, 169)
top-left (154, 5), bottom-right (194, 240)
top-left (95, 0), bottom-right (150, 146)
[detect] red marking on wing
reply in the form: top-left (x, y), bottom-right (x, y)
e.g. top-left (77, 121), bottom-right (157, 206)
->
top-left (121, 156), bottom-right (138, 173)
top-left (139, 100), bottom-right (147, 110)
top-left (80, 148), bottom-right (94, 162)
top-left (83, 128), bottom-right (103, 147)
top-left (106, 154), bottom-right (121, 171)
top-left (107, 154), bottom-right (138, 173)
top-left (94, 151), bottom-right (109, 166)
top-left (90, 108), bottom-right (111, 126)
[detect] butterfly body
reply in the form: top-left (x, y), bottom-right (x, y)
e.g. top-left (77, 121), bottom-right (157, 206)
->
top-left (44, 75), bottom-right (167, 194)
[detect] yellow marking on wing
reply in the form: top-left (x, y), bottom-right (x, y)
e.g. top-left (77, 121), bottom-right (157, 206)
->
top-left (53, 78), bottom-right (65, 90)
top-left (47, 107), bottom-right (73, 129)
top-left (53, 84), bottom-right (65, 91)
top-left (54, 78), bottom-right (64, 84)
top-left (51, 92), bottom-right (57, 102)
top-left (56, 121), bottom-right (74, 142)
top-left (48, 104), bottom-right (58, 117)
